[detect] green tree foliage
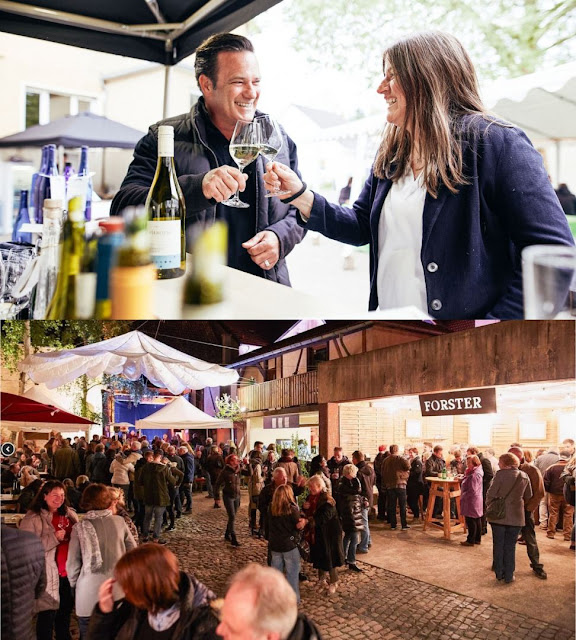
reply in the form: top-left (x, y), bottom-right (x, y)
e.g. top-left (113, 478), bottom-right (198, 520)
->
top-left (1, 320), bottom-right (131, 372)
top-left (284, 0), bottom-right (576, 82)
top-left (1, 320), bottom-right (132, 422)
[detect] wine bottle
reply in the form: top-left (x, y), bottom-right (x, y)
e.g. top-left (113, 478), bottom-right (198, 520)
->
top-left (78, 146), bottom-right (93, 222)
top-left (30, 146), bottom-right (47, 223)
top-left (182, 220), bottom-right (227, 310)
top-left (95, 218), bottom-right (125, 320)
top-left (34, 144), bottom-right (59, 224)
top-left (110, 207), bottom-right (156, 319)
top-left (145, 125), bottom-right (186, 279)
top-left (75, 233), bottom-right (98, 319)
top-left (12, 190), bottom-right (32, 244)
top-left (33, 199), bottom-right (63, 319)
top-left (45, 195), bottom-right (86, 319)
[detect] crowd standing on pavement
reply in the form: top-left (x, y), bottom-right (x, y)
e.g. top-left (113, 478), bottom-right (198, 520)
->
top-left (2, 431), bottom-right (575, 639)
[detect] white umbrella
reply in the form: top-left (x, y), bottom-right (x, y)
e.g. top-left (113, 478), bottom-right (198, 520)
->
top-left (18, 330), bottom-right (239, 396)
top-left (135, 396), bottom-right (232, 430)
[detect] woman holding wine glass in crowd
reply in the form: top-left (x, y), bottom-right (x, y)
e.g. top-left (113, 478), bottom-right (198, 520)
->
top-left (264, 31), bottom-right (574, 319)
top-left (20, 480), bottom-right (79, 640)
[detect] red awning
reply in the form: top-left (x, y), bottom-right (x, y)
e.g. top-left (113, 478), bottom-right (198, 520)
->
top-left (1, 392), bottom-right (93, 425)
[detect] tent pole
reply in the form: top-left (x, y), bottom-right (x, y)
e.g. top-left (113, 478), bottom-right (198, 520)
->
top-left (163, 66), bottom-right (171, 118)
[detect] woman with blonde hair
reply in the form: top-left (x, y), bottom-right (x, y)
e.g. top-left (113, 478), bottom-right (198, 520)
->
top-left (108, 486), bottom-right (139, 544)
top-left (338, 463), bottom-right (364, 573)
top-left (89, 544), bottom-right (217, 639)
top-left (267, 483), bottom-right (306, 602)
top-left (303, 475), bottom-right (345, 594)
top-left (264, 31), bottom-right (573, 319)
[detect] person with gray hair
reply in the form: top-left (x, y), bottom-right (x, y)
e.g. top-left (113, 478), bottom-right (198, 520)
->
top-left (216, 563), bottom-right (323, 640)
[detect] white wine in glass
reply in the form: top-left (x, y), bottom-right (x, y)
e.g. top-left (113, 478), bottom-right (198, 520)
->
top-left (222, 120), bottom-right (260, 209)
top-left (256, 115), bottom-right (291, 197)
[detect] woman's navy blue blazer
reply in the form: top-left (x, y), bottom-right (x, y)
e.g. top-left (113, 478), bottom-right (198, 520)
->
top-left (299, 116), bottom-right (574, 319)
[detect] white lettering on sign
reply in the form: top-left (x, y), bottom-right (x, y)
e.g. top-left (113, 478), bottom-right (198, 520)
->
top-left (419, 389), bottom-right (494, 416)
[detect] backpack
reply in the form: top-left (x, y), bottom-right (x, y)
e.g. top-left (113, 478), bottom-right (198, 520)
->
top-left (485, 474), bottom-right (522, 522)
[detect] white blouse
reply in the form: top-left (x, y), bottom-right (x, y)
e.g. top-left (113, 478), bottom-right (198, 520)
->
top-left (376, 171), bottom-right (428, 313)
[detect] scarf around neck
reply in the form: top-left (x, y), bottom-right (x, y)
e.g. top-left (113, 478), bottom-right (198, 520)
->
top-left (76, 509), bottom-right (113, 573)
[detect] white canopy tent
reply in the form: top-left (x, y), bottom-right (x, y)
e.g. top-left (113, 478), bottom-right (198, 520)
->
top-left (18, 330), bottom-right (239, 396)
top-left (135, 396), bottom-right (232, 431)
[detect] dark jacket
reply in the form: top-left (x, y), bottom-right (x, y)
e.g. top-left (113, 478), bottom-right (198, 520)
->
top-left (138, 461), bottom-right (176, 507)
top-left (132, 457), bottom-right (148, 501)
top-left (478, 452), bottom-right (495, 495)
top-left (425, 454), bottom-right (445, 480)
top-left (111, 98), bottom-right (305, 286)
top-left (356, 461), bottom-right (376, 508)
top-left (259, 482), bottom-right (305, 540)
top-left (52, 444), bottom-right (80, 480)
top-left (544, 460), bottom-right (569, 495)
top-left (310, 494), bottom-right (345, 572)
top-left (88, 452), bottom-right (112, 484)
top-left (268, 504), bottom-right (301, 553)
top-left (556, 185), bottom-right (576, 215)
top-left (407, 456), bottom-right (425, 493)
top-left (180, 452), bottom-right (196, 483)
top-left (213, 465), bottom-right (241, 500)
top-left (337, 477), bottom-right (364, 533)
top-left (204, 453), bottom-right (224, 485)
top-left (327, 455), bottom-right (349, 494)
top-left (298, 115), bottom-right (574, 318)
top-left (381, 454), bottom-right (410, 489)
top-left (86, 572), bottom-right (217, 640)
top-left (1, 526), bottom-right (46, 640)
top-left (286, 614), bottom-right (324, 640)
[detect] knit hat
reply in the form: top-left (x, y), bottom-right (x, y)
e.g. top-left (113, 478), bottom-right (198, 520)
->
top-left (378, 445), bottom-right (386, 452)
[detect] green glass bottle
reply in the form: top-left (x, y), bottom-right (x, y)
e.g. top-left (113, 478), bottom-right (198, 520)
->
top-left (46, 195), bottom-right (85, 319)
top-left (145, 125), bottom-right (186, 279)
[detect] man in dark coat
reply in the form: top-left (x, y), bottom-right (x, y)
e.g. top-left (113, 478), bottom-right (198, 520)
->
top-left (327, 447), bottom-right (349, 498)
top-left (217, 563), bottom-right (323, 640)
top-left (138, 450), bottom-right (177, 543)
top-left (86, 444), bottom-right (111, 484)
top-left (374, 445), bottom-right (389, 521)
top-left (352, 450), bottom-right (375, 553)
top-left (178, 446), bottom-right (195, 513)
top-left (52, 439), bottom-right (80, 481)
top-left (111, 33), bottom-right (305, 285)
top-left (1, 525), bottom-right (46, 640)
top-left (381, 445), bottom-right (411, 530)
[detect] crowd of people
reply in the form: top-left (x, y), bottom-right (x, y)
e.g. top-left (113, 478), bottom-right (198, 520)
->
top-left (1, 432), bottom-right (575, 639)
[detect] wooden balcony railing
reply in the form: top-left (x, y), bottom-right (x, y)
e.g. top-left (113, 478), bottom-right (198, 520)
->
top-left (238, 370), bottom-right (318, 412)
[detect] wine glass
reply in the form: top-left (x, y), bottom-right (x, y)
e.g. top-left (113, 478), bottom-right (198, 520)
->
top-left (255, 115), bottom-right (291, 197)
top-left (222, 120), bottom-right (260, 209)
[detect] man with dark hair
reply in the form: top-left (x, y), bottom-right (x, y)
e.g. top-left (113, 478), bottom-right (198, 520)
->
top-left (374, 445), bottom-right (389, 521)
top-left (111, 32), bottom-right (305, 284)
top-left (328, 447), bottom-right (349, 497)
top-left (544, 449), bottom-right (574, 541)
top-left (381, 445), bottom-right (410, 530)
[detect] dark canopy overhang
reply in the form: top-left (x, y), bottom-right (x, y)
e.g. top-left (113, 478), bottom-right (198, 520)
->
top-left (0, 0), bottom-right (283, 65)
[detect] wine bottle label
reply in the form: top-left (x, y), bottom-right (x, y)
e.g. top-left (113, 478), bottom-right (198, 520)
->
top-left (148, 220), bottom-right (181, 269)
top-left (158, 126), bottom-right (174, 158)
top-left (75, 273), bottom-right (97, 319)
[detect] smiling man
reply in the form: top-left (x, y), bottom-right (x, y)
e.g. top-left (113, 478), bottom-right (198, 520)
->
top-left (111, 33), bottom-right (305, 284)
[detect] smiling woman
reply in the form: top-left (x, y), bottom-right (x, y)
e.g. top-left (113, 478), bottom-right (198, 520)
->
top-left (264, 31), bottom-right (575, 319)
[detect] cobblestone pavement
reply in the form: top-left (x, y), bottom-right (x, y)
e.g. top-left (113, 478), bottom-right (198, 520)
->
top-left (167, 493), bottom-right (575, 640)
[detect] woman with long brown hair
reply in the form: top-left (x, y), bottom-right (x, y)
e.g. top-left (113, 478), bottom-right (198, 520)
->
top-left (264, 31), bottom-right (573, 319)
top-left (88, 544), bottom-right (217, 639)
top-left (268, 483), bottom-right (307, 603)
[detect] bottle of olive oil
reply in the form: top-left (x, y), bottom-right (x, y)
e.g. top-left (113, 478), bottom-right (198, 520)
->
top-left (145, 125), bottom-right (186, 279)
top-left (45, 195), bottom-right (85, 319)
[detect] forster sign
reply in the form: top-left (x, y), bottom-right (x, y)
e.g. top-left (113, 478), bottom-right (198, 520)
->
top-left (419, 388), bottom-right (497, 417)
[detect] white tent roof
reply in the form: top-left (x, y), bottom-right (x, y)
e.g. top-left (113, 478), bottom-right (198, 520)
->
top-left (482, 61), bottom-right (576, 140)
top-left (135, 396), bottom-right (232, 430)
top-left (23, 385), bottom-right (70, 412)
top-left (18, 330), bottom-right (239, 396)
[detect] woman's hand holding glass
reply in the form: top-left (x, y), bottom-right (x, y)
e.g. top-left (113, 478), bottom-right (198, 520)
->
top-left (263, 162), bottom-right (307, 201)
